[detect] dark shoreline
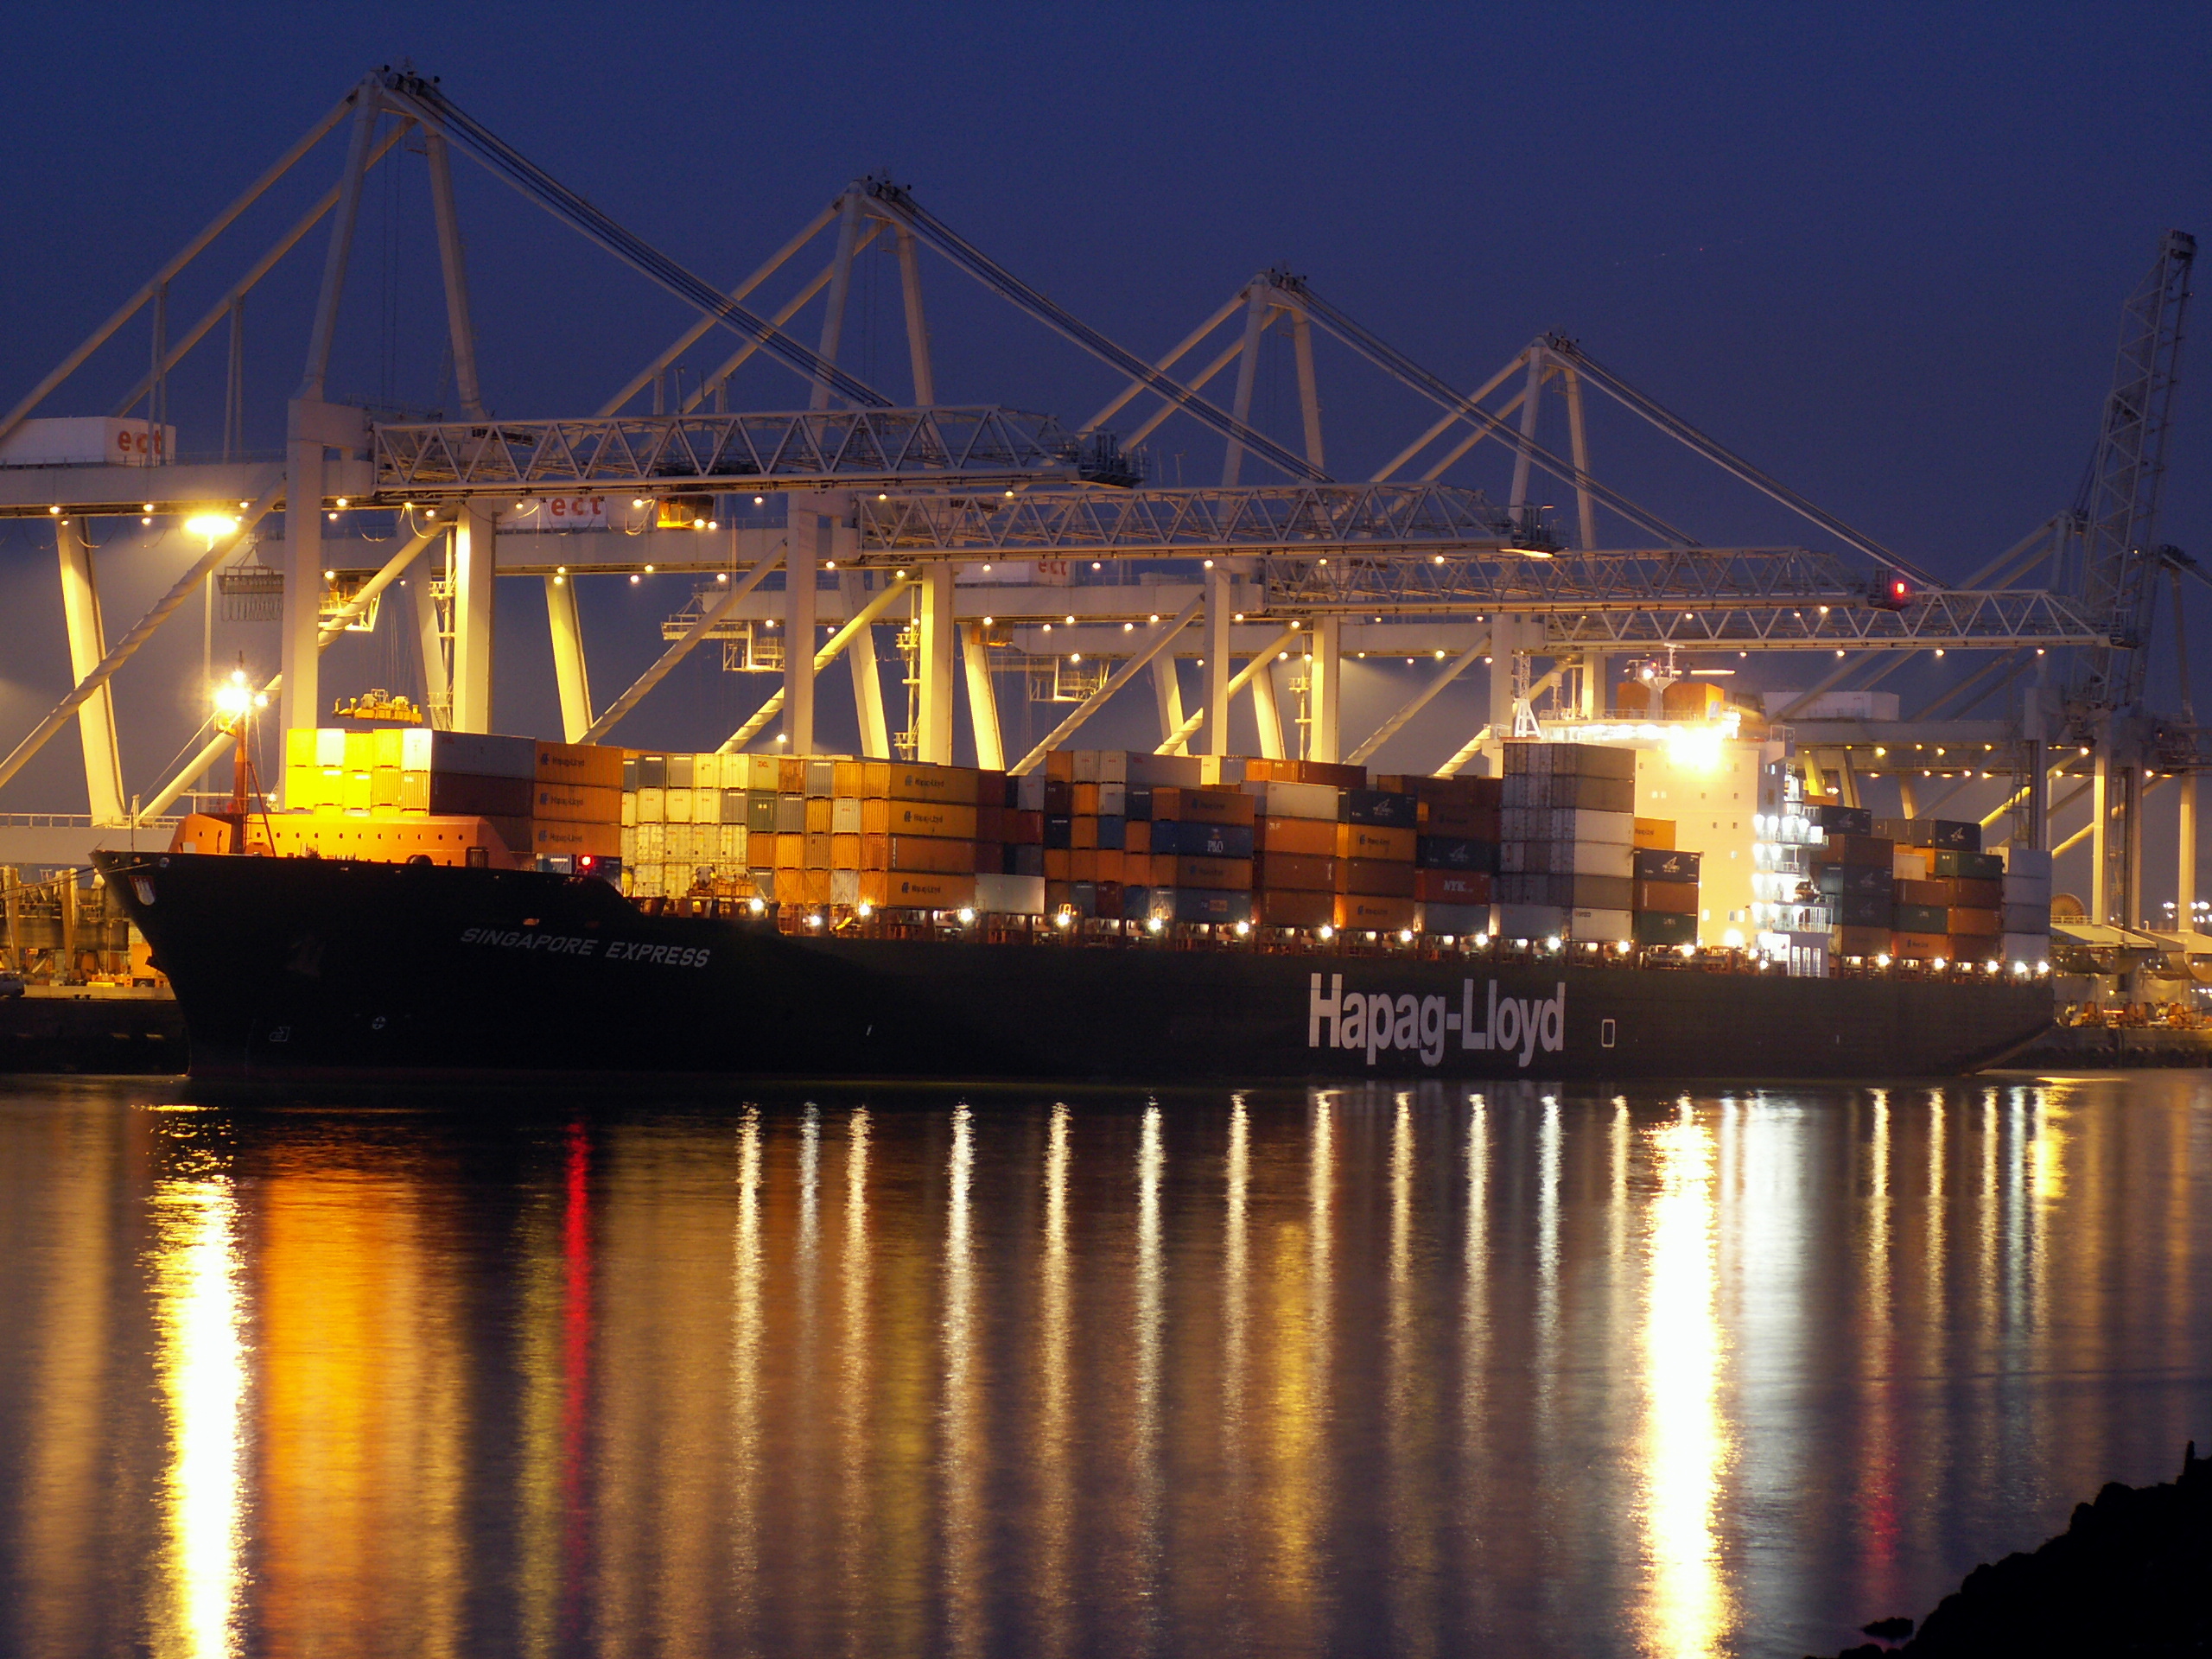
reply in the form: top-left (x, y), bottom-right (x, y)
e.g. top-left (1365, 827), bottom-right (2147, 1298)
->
top-left (1813, 1445), bottom-right (2212, 1657)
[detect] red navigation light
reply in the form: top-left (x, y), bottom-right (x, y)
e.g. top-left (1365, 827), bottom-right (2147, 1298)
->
top-left (576, 855), bottom-right (596, 871)
top-left (1870, 571), bottom-right (1913, 612)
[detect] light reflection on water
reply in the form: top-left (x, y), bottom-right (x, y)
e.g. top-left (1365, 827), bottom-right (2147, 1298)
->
top-left (3, 1075), bottom-right (2211, 1657)
top-left (148, 1168), bottom-right (245, 1659)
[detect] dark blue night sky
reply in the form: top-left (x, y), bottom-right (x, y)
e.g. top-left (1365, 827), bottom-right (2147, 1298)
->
top-left (1, 3), bottom-right (2206, 806)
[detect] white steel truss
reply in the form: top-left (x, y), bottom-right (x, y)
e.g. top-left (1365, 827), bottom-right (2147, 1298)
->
top-left (373, 408), bottom-right (1139, 494)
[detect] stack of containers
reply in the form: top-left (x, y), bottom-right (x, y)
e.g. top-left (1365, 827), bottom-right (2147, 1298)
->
top-left (1332, 785), bottom-right (1420, 933)
top-left (1497, 742), bottom-right (1637, 942)
top-left (622, 756), bottom-right (1001, 909)
top-left (1999, 847), bottom-right (2053, 963)
top-left (1631, 824), bottom-right (1700, 947)
top-left (1245, 772), bottom-right (1349, 928)
top-left (282, 728), bottom-right (621, 869)
top-left (1878, 816), bottom-right (1993, 962)
top-left (974, 774), bottom-right (1046, 915)
top-left (1811, 821), bottom-right (1897, 956)
top-left (1375, 773), bottom-right (1502, 936)
top-left (1020, 747), bottom-right (1152, 918)
top-left (1809, 803), bottom-right (1891, 957)
top-left (625, 751), bottom-right (766, 897)
top-left (1137, 778), bottom-right (1257, 925)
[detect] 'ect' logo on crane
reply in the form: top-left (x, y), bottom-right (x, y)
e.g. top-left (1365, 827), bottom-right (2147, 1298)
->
top-left (1307, 975), bottom-right (1565, 1067)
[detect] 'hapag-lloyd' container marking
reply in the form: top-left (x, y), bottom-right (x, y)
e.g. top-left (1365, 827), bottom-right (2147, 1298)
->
top-left (461, 925), bottom-right (711, 968)
top-left (1307, 974), bottom-right (1564, 1067)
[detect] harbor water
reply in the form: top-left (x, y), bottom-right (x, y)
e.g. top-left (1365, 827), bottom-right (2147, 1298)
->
top-left (3, 1072), bottom-right (2209, 1657)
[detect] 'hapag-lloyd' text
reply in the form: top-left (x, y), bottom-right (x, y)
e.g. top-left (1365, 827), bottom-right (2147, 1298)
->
top-left (1308, 975), bottom-right (1564, 1067)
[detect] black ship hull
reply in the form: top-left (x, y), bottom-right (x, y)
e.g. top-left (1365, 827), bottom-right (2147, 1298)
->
top-left (96, 850), bottom-right (2056, 1084)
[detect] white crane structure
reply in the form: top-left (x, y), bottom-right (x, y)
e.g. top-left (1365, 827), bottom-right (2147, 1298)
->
top-left (0, 69), bottom-right (2196, 929)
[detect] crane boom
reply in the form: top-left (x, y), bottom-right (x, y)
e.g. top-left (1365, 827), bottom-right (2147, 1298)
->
top-left (2070, 229), bottom-right (2195, 718)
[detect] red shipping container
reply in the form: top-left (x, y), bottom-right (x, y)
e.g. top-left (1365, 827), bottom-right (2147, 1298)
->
top-left (1414, 868), bottom-right (1493, 904)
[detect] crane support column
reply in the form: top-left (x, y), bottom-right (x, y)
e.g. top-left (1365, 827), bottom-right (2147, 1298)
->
top-left (2178, 772), bottom-right (2198, 935)
top-left (2024, 741), bottom-right (2047, 851)
top-left (916, 562), bottom-right (956, 766)
top-left (1249, 647), bottom-right (1285, 759)
top-left (1204, 565), bottom-right (1233, 757)
top-left (840, 570), bottom-right (891, 760)
top-left (278, 429), bottom-right (324, 760)
top-left (449, 500), bottom-right (497, 734)
top-left (783, 504), bottom-right (822, 754)
top-left (1309, 615), bottom-right (1342, 764)
top-left (2091, 741), bottom-right (2111, 925)
top-left (55, 518), bottom-right (126, 824)
top-left (962, 623), bottom-right (1002, 772)
top-left (2122, 765), bottom-right (2144, 930)
top-left (1153, 658), bottom-right (1186, 753)
top-left (544, 575), bottom-right (591, 742)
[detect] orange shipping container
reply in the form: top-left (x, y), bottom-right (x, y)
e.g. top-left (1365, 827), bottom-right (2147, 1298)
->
top-left (1255, 853), bottom-right (1338, 892)
top-left (1071, 848), bottom-right (1097, 881)
top-left (530, 819), bottom-right (623, 859)
top-left (1071, 782), bottom-right (1100, 815)
top-left (533, 782), bottom-right (623, 824)
top-left (804, 831), bottom-right (833, 870)
top-left (1834, 925), bottom-right (1889, 958)
top-left (866, 760), bottom-right (981, 805)
top-left (1334, 893), bottom-right (1418, 931)
top-left (886, 799), bottom-right (978, 839)
top-left (804, 797), bottom-right (833, 833)
top-left (1096, 849), bottom-right (1125, 883)
top-left (1151, 785), bottom-right (1255, 825)
top-left (1044, 848), bottom-right (1071, 880)
top-left (831, 832), bottom-right (862, 868)
top-left (1633, 817), bottom-right (1676, 850)
top-left (1071, 815), bottom-right (1098, 849)
top-left (1339, 857), bottom-right (1417, 897)
top-left (1256, 817), bottom-right (1337, 856)
top-left (1125, 819), bottom-right (1153, 855)
top-left (536, 741), bottom-right (625, 790)
top-left (774, 832), bottom-right (804, 870)
top-left (1334, 823), bottom-right (1415, 861)
top-left (1891, 931), bottom-right (1947, 959)
top-left (1255, 888), bottom-right (1334, 927)
top-left (887, 836), bottom-right (975, 874)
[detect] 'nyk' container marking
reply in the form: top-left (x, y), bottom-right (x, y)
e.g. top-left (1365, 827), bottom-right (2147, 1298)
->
top-left (1308, 975), bottom-right (1565, 1067)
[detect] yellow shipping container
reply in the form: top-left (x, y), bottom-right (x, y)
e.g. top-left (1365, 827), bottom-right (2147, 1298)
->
top-left (371, 767), bottom-right (402, 809)
top-left (1633, 817), bottom-right (1676, 850)
top-left (666, 787), bottom-right (693, 823)
top-left (886, 799), bottom-right (978, 839)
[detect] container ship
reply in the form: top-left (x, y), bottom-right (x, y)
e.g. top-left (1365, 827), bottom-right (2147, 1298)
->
top-left (93, 728), bottom-right (2056, 1084)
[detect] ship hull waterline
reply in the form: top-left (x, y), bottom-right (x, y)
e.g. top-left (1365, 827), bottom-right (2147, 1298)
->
top-left (96, 851), bottom-right (2056, 1086)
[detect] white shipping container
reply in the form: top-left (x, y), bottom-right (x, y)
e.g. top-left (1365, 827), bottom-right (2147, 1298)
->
top-left (831, 797), bottom-right (862, 833)
top-left (314, 728), bottom-right (347, 768)
top-left (1241, 779), bottom-right (1340, 821)
top-left (1568, 906), bottom-right (1635, 944)
top-left (0, 416), bottom-right (175, 468)
top-left (2001, 903), bottom-right (2050, 934)
top-left (1016, 772), bottom-right (1048, 811)
top-left (2004, 847), bottom-right (2054, 880)
top-left (1894, 850), bottom-right (1929, 880)
top-left (619, 825), bottom-right (637, 862)
top-left (620, 792), bottom-right (637, 827)
top-left (1096, 750), bottom-right (1128, 783)
top-left (1071, 749), bottom-right (1098, 782)
top-left (976, 872), bottom-right (1046, 914)
top-left (2001, 931), bottom-right (2052, 963)
top-left (1502, 807), bottom-right (1634, 843)
top-left (665, 786), bottom-right (693, 823)
top-left (2002, 874), bottom-right (2052, 905)
top-left (635, 787), bottom-right (664, 823)
top-left (1098, 781), bottom-right (1127, 816)
top-left (694, 785), bottom-right (721, 823)
top-left (831, 868), bottom-right (861, 906)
